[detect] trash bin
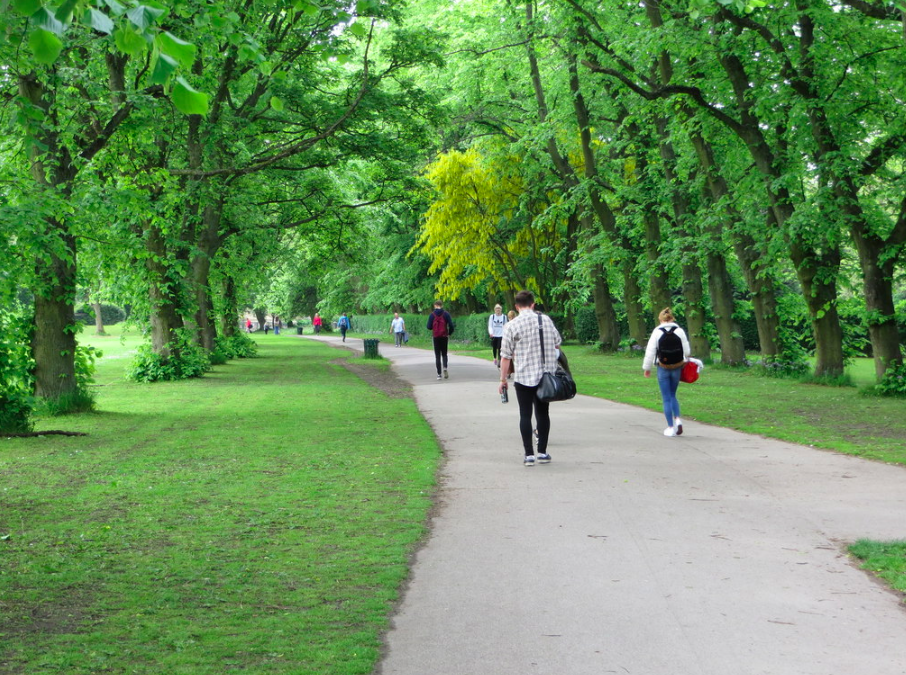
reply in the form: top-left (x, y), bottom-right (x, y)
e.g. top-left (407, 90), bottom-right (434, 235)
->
top-left (296, 325), bottom-right (304, 335)
top-left (363, 339), bottom-right (380, 359)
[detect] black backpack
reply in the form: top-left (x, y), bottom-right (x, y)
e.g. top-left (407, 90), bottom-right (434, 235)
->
top-left (657, 326), bottom-right (684, 367)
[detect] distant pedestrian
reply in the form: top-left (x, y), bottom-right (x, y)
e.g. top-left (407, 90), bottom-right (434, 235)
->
top-left (488, 304), bottom-right (507, 368)
top-left (642, 307), bottom-right (691, 437)
top-left (274, 316), bottom-right (281, 335)
top-left (264, 323), bottom-right (270, 335)
top-left (426, 301), bottom-right (455, 380)
top-left (498, 290), bottom-right (561, 467)
top-left (245, 318), bottom-right (252, 333)
top-left (313, 313), bottom-right (322, 334)
top-left (337, 312), bottom-right (351, 342)
top-left (391, 312), bottom-right (406, 347)
top-left (507, 310), bottom-right (516, 322)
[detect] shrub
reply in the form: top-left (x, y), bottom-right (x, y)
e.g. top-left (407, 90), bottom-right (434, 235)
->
top-left (75, 303), bottom-right (127, 327)
top-left (128, 329), bottom-right (211, 382)
top-left (874, 361), bottom-right (906, 398)
top-left (0, 311), bottom-right (34, 433)
top-left (215, 333), bottom-right (258, 359)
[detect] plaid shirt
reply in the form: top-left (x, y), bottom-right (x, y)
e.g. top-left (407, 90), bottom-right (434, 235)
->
top-left (500, 309), bottom-right (562, 387)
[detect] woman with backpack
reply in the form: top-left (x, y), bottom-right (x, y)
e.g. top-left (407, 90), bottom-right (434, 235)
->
top-left (642, 307), bottom-right (691, 437)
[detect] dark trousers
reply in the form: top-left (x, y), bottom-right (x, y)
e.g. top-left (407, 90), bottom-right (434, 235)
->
top-left (514, 382), bottom-right (550, 456)
top-left (433, 337), bottom-right (448, 374)
top-left (491, 336), bottom-right (502, 360)
top-left (340, 327), bottom-right (347, 341)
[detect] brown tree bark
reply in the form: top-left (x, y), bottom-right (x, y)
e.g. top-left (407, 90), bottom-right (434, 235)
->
top-left (91, 302), bottom-right (106, 336)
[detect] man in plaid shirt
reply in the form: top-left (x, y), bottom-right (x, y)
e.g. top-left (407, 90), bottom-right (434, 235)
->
top-left (498, 290), bottom-right (562, 467)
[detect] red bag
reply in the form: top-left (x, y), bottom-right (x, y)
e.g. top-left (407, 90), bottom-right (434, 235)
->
top-left (680, 361), bottom-right (700, 384)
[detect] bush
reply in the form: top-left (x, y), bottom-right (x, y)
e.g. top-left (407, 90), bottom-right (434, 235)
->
top-left (75, 303), bottom-right (127, 327)
top-left (215, 333), bottom-right (258, 359)
top-left (874, 361), bottom-right (906, 398)
top-left (128, 329), bottom-right (211, 382)
top-left (575, 307), bottom-right (598, 344)
top-left (0, 311), bottom-right (34, 433)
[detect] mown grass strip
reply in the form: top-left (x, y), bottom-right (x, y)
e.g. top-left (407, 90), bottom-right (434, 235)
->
top-left (849, 540), bottom-right (906, 603)
top-left (0, 334), bottom-right (440, 675)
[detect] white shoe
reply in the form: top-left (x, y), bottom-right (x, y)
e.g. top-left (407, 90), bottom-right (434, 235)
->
top-left (674, 418), bottom-right (683, 436)
top-left (437, 375), bottom-right (442, 380)
top-left (663, 427), bottom-right (677, 437)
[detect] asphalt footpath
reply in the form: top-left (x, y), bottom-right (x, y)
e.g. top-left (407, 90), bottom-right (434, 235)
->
top-left (304, 334), bottom-right (906, 675)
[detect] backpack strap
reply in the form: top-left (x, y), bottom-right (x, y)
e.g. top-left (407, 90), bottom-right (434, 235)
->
top-left (537, 313), bottom-right (545, 367)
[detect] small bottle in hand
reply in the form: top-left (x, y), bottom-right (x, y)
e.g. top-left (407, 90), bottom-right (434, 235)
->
top-left (500, 386), bottom-right (508, 403)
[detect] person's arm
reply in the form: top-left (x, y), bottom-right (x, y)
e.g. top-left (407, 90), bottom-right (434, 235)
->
top-left (426, 314), bottom-right (434, 330)
top-left (488, 315), bottom-right (494, 336)
top-left (446, 312), bottom-right (454, 336)
top-left (642, 329), bottom-right (658, 376)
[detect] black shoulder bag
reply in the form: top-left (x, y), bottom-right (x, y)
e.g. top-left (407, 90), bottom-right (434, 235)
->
top-left (535, 313), bottom-right (577, 402)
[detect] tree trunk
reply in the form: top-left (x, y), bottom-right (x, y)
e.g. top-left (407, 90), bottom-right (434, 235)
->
top-left (254, 308), bottom-right (267, 330)
top-left (643, 211), bottom-right (671, 312)
top-left (92, 302), bottom-right (106, 336)
top-left (789, 242), bottom-right (845, 377)
top-left (145, 223), bottom-right (184, 358)
top-left (680, 258), bottom-right (711, 359)
top-left (624, 267), bottom-right (649, 346)
top-left (850, 224), bottom-right (903, 378)
top-left (689, 131), bottom-right (781, 358)
top-left (32, 238), bottom-right (78, 399)
top-left (592, 263), bottom-right (620, 350)
top-left (190, 203), bottom-right (223, 351)
top-left (220, 275), bottom-right (238, 339)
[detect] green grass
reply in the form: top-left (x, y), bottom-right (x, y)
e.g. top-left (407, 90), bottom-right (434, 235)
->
top-left (1, 334), bottom-right (440, 674)
top-left (849, 540), bottom-right (906, 603)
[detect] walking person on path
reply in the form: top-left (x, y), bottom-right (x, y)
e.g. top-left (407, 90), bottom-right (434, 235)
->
top-left (337, 312), bottom-right (351, 342)
top-left (498, 290), bottom-right (562, 467)
top-left (391, 312), bottom-right (406, 347)
top-left (426, 301), bottom-right (455, 380)
top-left (487, 304), bottom-right (507, 368)
top-left (245, 318), bottom-right (252, 333)
top-left (313, 313), bottom-right (322, 334)
top-left (642, 307), bottom-right (691, 437)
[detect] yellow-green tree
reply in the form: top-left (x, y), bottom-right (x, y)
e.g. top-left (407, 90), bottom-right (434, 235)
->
top-left (415, 147), bottom-right (562, 300)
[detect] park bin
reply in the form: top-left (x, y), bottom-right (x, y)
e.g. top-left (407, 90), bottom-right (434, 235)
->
top-left (296, 325), bottom-right (304, 335)
top-left (363, 339), bottom-right (380, 359)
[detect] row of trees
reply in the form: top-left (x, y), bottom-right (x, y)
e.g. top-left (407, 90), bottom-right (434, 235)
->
top-left (4, 0), bottom-right (906, 433)
top-left (398, 0), bottom-right (905, 382)
top-left (2, 0), bottom-right (445, 429)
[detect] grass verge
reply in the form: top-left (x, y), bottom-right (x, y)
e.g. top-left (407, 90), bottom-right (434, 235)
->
top-left (849, 540), bottom-right (906, 603)
top-left (0, 334), bottom-right (440, 675)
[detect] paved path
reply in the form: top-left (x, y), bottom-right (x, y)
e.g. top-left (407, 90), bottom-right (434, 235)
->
top-left (306, 335), bottom-right (906, 675)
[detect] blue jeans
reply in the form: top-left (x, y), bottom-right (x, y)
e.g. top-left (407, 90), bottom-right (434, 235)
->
top-left (657, 366), bottom-right (682, 427)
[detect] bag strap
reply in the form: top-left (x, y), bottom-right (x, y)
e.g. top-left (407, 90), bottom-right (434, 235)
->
top-left (537, 313), bottom-right (545, 366)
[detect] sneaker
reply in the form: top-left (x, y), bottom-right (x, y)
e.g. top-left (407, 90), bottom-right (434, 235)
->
top-left (674, 418), bottom-right (683, 436)
top-left (537, 453), bottom-right (551, 463)
top-left (443, 369), bottom-right (449, 379)
top-left (494, 358), bottom-right (499, 367)
top-left (524, 455), bottom-right (536, 467)
top-left (437, 374), bottom-right (442, 380)
top-left (663, 427), bottom-right (677, 437)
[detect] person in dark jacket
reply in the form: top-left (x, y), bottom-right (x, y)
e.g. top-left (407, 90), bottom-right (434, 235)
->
top-left (426, 301), bottom-right (455, 380)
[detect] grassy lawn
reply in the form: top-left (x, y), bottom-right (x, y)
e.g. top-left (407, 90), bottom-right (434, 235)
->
top-left (849, 540), bottom-right (906, 602)
top-left (1, 331), bottom-right (440, 674)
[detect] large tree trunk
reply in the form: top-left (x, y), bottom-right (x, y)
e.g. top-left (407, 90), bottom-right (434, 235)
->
top-left (850, 222), bottom-right (903, 378)
top-left (643, 211), bottom-right (671, 312)
top-left (32, 237), bottom-right (78, 399)
top-left (220, 275), bottom-right (238, 339)
top-left (624, 267), bottom-right (649, 346)
top-left (591, 263), bottom-right (620, 350)
top-left (190, 202), bottom-right (224, 352)
top-left (689, 132), bottom-right (781, 358)
top-left (145, 223), bottom-right (185, 358)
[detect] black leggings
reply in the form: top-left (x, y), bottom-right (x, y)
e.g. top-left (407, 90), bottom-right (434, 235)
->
top-left (514, 382), bottom-right (550, 456)
top-left (433, 337), bottom-right (449, 374)
top-left (491, 336), bottom-right (502, 360)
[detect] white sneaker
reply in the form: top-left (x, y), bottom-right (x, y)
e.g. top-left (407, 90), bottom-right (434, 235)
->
top-left (674, 418), bottom-right (683, 436)
top-left (443, 369), bottom-right (449, 379)
top-left (663, 427), bottom-right (677, 437)
top-left (437, 374), bottom-right (442, 380)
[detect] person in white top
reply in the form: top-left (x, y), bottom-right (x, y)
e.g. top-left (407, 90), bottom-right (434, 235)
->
top-left (390, 313), bottom-right (406, 347)
top-left (642, 307), bottom-right (692, 437)
top-left (487, 304), bottom-right (508, 368)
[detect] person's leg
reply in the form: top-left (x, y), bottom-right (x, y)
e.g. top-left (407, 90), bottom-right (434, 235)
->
top-left (491, 337), bottom-right (501, 362)
top-left (656, 367), bottom-right (678, 428)
top-left (433, 338), bottom-right (442, 375)
top-left (514, 383), bottom-right (536, 455)
top-left (440, 337), bottom-right (449, 372)
top-left (534, 396), bottom-right (551, 455)
top-left (668, 367), bottom-right (682, 423)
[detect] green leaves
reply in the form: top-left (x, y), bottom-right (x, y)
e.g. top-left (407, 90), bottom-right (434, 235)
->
top-left (114, 25), bottom-right (146, 55)
top-left (171, 77), bottom-right (209, 116)
top-left (84, 8), bottom-right (115, 34)
top-left (158, 31), bottom-right (196, 68)
top-left (28, 28), bottom-right (63, 64)
top-left (270, 96), bottom-right (285, 112)
top-left (12, 0), bottom-right (42, 16)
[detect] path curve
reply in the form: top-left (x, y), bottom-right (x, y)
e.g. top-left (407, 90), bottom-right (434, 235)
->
top-left (305, 335), bottom-right (906, 675)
